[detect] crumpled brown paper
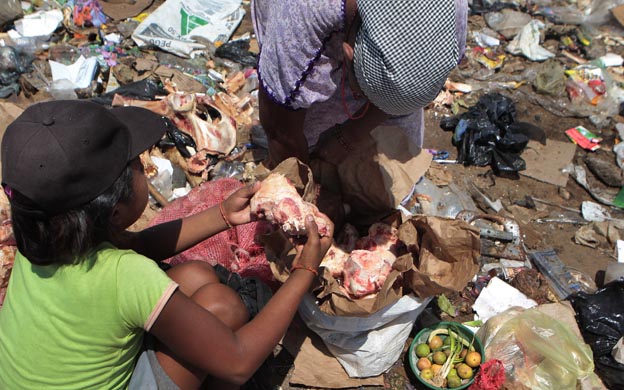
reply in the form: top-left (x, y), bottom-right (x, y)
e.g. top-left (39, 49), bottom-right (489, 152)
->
top-left (282, 315), bottom-right (384, 388)
top-left (336, 125), bottom-right (432, 226)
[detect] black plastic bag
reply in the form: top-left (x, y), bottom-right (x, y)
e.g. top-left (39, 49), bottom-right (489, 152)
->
top-left (568, 281), bottom-right (624, 390)
top-left (215, 38), bottom-right (258, 68)
top-left (0, 46), bottom-right (32, 98)
top-left (440, 93), bottom-right (530, 173)
top-left (158, 117), bottom-right (198, 159)
top-left (92, 78), bottom-right (167, 106)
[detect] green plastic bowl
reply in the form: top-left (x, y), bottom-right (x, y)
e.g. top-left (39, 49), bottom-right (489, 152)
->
top-left (408, 322), bottom-right (485, 390)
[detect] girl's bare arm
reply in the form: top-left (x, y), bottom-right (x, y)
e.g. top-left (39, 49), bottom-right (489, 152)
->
top-left (115, 182), bottom-right (260, 261)
top-left (149, 217), bottom-right (332, 385)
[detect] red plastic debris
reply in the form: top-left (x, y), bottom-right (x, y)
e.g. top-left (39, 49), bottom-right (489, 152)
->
top-left (469, 359), bottom-right (506, 390)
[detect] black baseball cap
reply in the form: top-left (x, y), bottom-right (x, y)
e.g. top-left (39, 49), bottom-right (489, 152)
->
top-left (1, 100), bottom-right (167, 215)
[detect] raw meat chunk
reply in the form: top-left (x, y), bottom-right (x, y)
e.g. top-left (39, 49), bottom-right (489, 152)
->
top-left (250, 173), bottom-right (332, 236)
top-left (342, 250), bottom-right (396, 298)
top-left (355, 222), bottom-right (401, 254)
top-left (320, 244), bottom-right (349, 278)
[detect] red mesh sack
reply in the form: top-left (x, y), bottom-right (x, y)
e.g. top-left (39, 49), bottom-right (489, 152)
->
top-left (148, 178), bottom-right (277, 289)
top-left (469, 359), bottom-right (506, 390)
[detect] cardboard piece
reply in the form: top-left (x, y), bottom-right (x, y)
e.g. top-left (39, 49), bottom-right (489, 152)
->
top-left (520, 139), bottom-right (577, 187)
top-left (612, 4), bottom-right (624, 27)
top-left (282, 316), bottom-right (384, 388)
top-left (99, 0), bottom-right (154, 21)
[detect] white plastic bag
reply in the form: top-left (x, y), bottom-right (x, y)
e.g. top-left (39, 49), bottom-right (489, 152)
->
top-left (298, 293), bottom-right (431, 378)
top-left (506, 20), bottom-right (555, 61)
top-left (132, 0), bottom-right (245, 58)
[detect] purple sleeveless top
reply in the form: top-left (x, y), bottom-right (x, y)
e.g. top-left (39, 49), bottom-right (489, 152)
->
top-left (252, 0), bottom-right (468, 148)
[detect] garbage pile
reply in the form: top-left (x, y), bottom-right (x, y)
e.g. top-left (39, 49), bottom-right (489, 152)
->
top-left (0, 0), bottom-right (623, 389)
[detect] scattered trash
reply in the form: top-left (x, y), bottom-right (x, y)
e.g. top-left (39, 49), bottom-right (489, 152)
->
top-left (484, 9), bottom-right (532, 40)
top-left (0, 45), bottom-right (32, 98)
top-left (99, 0), bottom-right (154, 21)
top-left (506, 20), bottom-right (555, 61)
top-left (472, 277), bottom-right (537, 323)
top-left (584, 154), bottom-right (624, 188)
top-left (566, 125), bottom-right (602, 151)
top-left (437, 294), bottom-right (457, 318)
top-left (0, 0), bottom-right (23, 26)
top-left (568, 164), bottom-right (619, 207)
top-left (11, 9), bottom-right (63, 38)
top-left (132, 0), bottom-right (246, 57)
top-left (49, 55), bottom-right (99, 90)
top-left (440, 93), bottom-right (530, 173)
top-left (401, 176), bottom-right (477, 219)
top-left (605, 261), bottom-right (624, 285)
top-left (529, 248), bottom-right (597, 299)
top-left (477, 305), bottom-right (601, 390)
top-left (214, 37), bottom-right (258, 68)
top-left (1, 1), bottom-right (624, 388)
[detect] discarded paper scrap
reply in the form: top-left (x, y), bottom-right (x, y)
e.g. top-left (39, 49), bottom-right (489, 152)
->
top-left (520, 139), bottom-right (577, 187)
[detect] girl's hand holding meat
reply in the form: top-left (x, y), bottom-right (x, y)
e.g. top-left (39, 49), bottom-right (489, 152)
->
top-left (290, 216), bottom-right (334, 277)
top-left (220, 181), bottom-right (261, 227)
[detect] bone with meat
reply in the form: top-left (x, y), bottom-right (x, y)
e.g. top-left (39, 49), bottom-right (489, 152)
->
top-left (250, 173), bottom-right (332, 237)
top-left (355, 222), bottom-right (401, 254)
top-left (342, 250), bottom-right (396, 299)
top-left (320, 244), bottom-right (350, 278)
top-left (336, 222), bottom-right (403, 298)
top-left (112, 92), bottom-right (237, 157)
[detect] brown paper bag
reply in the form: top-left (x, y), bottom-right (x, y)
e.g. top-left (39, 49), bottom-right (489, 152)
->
top-left (262, 215), bottom-right (481, 316)
top-left (256, 157), bottom-right (480, 315)
top-left (399, 216), bottom-right (481, 298)
top-left (337, 125), bottom-right (432, 226)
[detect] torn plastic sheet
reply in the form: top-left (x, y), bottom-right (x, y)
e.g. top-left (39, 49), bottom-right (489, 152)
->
top-left (568, 164), bottom-right (620, 207)
top-left (506, 19), bottom-right (555, 61)
top-left (132, 0), bottom-right (246, 58)
top-left (12, 9), bottom-right (63, 38)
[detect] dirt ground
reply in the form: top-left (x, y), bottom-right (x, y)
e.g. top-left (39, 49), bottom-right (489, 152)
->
top-left (423, 101), bottom-right (616, 284)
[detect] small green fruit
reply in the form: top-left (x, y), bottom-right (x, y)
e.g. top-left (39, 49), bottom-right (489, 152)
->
top-left (415, 343), bottom-right (431, 358)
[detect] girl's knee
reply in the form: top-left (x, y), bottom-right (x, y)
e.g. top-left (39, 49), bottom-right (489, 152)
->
top-left (166, 261), bottom-right (219, 296)
top-left (192, 284), bottom-right (249, 330)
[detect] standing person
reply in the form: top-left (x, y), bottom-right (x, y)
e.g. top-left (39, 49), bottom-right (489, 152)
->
top-left (252, 0), bottom-right (468, 168)
top-left (0, 100), bottom-right (332, 389)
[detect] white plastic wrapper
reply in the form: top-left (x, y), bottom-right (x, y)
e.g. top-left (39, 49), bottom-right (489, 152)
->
top-left (298, 293), bottom-right (431, 378)
top-left (506, 19), bottom-right (555, 61)
top-left (132, 0), bottom-right (245, 58)
top-left (581, 201), bottom-right (612, 222)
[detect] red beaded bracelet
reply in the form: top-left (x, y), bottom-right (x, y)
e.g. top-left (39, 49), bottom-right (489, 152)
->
top-left (290, 264), bottom-right (319, 277)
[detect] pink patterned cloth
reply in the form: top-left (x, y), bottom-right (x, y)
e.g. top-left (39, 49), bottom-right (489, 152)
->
top-left (148, 179), bottom-right (278, 289)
